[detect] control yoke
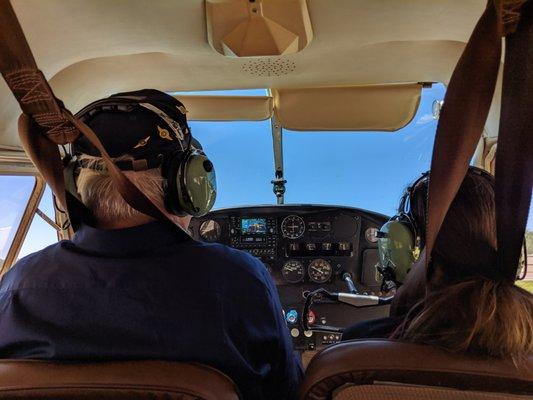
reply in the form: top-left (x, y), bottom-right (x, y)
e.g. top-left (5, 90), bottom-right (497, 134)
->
top-left (302, 273), bottom-right (394, 334)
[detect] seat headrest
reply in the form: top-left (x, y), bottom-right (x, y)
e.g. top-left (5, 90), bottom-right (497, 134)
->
top-left (0, 360), bottom-right (240, 400)
top-left (300, 339), bottom-right (533, 400)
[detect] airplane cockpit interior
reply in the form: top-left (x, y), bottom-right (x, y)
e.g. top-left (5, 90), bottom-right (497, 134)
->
top-left (0, 0), bottom-right (531, 399)
top-left (190, 205), bottom-right (391, 350)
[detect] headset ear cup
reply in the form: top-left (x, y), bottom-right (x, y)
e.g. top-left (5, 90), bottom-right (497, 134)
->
top-left (175, 153), bottom-right (191, 216)
top-left (163, 150), bottom-right (216, 217)
top-left (378, 218), bottom-right (417, 284)
top-left (177, 150), bottom-right (216, 217)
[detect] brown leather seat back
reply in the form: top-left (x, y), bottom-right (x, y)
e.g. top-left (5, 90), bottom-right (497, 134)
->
top-left (300, 339), bottom-right (533, 400)
top-left (333, 385), bottom-right (531, 399)
top-left (0, 360), bottom-right (240, 399)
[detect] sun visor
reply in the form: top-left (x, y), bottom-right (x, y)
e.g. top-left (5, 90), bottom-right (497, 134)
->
top-left (172, 95), bottom-right (273, 121)
top-left (272, 84), bottom-right (422, 131)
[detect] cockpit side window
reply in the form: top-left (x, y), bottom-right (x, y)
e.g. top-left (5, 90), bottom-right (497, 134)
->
top-left (0, 175), bottom-right (38, 272)
top-left (18, 185), bottom-right (58, 260)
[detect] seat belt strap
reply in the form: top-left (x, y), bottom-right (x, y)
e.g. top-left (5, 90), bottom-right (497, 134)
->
top-left (425, 1), bottom-right (502, 273)
top-left (495, 1), bottom-right (533, 280)
top-left (426, 0), bottom-right (532, 281)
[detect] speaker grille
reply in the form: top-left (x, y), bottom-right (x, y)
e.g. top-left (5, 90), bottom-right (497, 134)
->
top-left (241, 58), bottom-right (296, 77)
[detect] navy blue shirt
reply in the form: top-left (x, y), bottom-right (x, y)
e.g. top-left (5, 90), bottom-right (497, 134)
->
top-left (0, 221), bottom-right (302, 399)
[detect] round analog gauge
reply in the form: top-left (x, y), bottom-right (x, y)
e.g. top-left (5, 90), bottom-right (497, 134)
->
top-left (308, 259), bottom-right (333, 283)
top-left (365, 227), bottom-right (379, 243)
top-left (282, 260), bottom-right (305, 283)
top-left (199, 220), bottom-right (221, 242)
top-left (281, 215), bottom-right (305, 239)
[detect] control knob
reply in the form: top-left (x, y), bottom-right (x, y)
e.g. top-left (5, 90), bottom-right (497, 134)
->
top-left (286, 309), bottom-right (298, 324)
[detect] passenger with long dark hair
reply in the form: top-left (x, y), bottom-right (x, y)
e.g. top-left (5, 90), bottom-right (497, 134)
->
top-left (393, 167), bottom-right (533, 360)
top-left (344, 167), bottom-right (533, 361)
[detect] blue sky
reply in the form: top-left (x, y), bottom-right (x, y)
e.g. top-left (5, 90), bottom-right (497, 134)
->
top-left (1, 83), bottom-right (532, 260)
top-left (0, 179), bottom-right (57, 260)
top-left (192, 84), bottom-right (440, 215)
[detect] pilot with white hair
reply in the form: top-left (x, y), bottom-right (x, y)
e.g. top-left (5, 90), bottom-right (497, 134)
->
top-left (0, 89), bottom-right (302, 400)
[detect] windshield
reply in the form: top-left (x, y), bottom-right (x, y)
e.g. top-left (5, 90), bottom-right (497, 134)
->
top-left (191, 84), bottom-right (445, 217)
top-left (191, 119), bottom-right (274, 208)
top-left (284, 84), bottom-right (445, 216)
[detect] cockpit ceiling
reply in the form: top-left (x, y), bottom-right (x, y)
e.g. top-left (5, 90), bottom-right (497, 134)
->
top-left (1, 0), bottom-right (499, 155)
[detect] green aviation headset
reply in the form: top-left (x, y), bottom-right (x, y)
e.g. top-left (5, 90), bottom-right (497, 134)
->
top-left (162, 143), bottom-right (216, 217)
top-left (376, 167), bottom-right (517, 285)
top-left (66, 92), bottom-right (217, 220)
top-left (376, 172), bottom-right (428, 284)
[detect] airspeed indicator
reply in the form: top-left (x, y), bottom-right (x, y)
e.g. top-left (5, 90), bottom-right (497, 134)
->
top-left (282, 260), bottom-right (304, 283)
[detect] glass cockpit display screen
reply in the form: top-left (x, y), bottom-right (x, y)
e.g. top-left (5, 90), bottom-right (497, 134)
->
top-left (241, 218), bottom-right (267, 235)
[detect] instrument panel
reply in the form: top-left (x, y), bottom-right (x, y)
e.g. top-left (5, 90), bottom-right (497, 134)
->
top-left (190, 205), bottom-right (391, 351)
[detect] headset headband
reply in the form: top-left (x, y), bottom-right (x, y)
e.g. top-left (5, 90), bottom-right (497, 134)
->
top-left (399, 171), bottom-right (429, 214)
top-left (397, 167), bottom-right (495, 251)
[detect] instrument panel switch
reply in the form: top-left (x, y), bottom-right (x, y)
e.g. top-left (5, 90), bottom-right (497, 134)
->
top-left (307, 310), bottom-right (316, 325)
top-left (338, 242), bottom-right (351, 251)
top-left (286, 309), bottom-right (298, 324)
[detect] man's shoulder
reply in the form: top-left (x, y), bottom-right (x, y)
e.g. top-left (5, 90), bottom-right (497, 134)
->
top-left (192, 241), bottom-right (272, 288)
top-left (0, 241), bottom-right (68, 290)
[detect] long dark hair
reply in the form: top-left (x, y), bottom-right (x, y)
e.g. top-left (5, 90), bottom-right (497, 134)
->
top-left (395, 168), bottom-right (533, 360)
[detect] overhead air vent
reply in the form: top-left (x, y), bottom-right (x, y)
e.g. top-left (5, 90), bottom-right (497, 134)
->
top-left (206, 0), bottom-right (313, 58)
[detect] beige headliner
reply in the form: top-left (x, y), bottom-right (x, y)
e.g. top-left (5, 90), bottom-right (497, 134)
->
top-left (0, 0), bottom-right (501, 160)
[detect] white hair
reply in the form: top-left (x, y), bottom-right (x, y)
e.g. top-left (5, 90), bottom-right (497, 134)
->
top-left (76, 155), bottom-right (165, 223)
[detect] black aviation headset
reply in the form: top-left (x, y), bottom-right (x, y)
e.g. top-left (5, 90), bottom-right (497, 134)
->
top-left (64, 93), bottom-right (217, 220)
top-left (375, 166), bottom-right (520, 285)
